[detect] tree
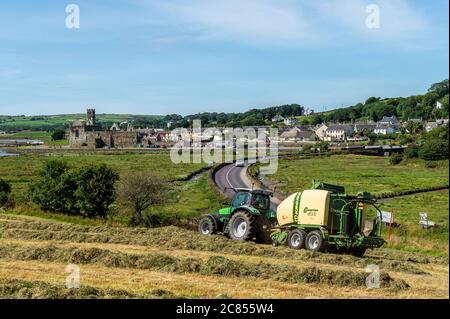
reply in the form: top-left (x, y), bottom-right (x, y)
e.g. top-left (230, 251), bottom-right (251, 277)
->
top-left (419, 140), bottom-right (449, 161)
top-left (365, 97), bottom-right (381, 105)
top-left (28, 160), bottom-right (77, 213)
top-left (72, 164), bottom-right (119, 218)
top-left (428, 79), bottom-right (449, 98)
top-left (116, 172), bottom-right (167, 225)
top-left (51, 129), bottom-right (66, 141)
top-left (29, 161), bottom-right (119, 218)
top-left (0, 179), bottom-right (12, 206)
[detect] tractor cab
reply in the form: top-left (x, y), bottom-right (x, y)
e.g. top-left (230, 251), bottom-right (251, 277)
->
top-left (198, 188), bottom-right (276, 242)
top-left (231, 188), bottom-right (272, 215)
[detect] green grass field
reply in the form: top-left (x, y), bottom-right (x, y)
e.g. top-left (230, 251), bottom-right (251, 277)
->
top-left (0, 114), bottom-right (163, 131)
top-left (0, 152), bottom-right (224, 225)
top-left (260, 154), bottom-right (449, 256)
top-left (267, 154), bottom-right (448, 196)
top-left (378, 190), bottom-right (449, 256)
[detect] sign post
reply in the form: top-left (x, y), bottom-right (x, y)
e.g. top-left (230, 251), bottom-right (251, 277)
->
top-left (388, 208), bottom-right (393, 242)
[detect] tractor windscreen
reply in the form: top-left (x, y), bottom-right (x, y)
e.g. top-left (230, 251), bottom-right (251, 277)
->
top-left (231, 192), bottom-right (251, 207)
top-left (251, 194), bottom-right (270, 211)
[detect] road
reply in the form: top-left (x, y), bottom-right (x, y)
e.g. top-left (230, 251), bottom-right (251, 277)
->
top-left (214, 162), bottom-right (280, 210)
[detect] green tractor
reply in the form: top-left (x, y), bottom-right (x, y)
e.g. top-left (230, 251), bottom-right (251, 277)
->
top-left (198, 188), bottom-right (277, 242)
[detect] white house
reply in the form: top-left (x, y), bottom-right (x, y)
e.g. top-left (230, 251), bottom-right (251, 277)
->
top-left (425, 122), bottom-right (439, 133)
top-left (284, 118), bottom-right (299, 126)
top-left (325, 124), bottom-right (354, 141)
top-left (315, 124), bottom-right (328, 141)
top-left (304, 108), bottom-right (314, 116)
top-left (425, 119), bottom-right (449, 132)
top-left (374, 125), bottom-right (396, 135)
top-left (271, 115), bottom-right (284, 122)
top-left (435, 101), bottom-right (443, 110)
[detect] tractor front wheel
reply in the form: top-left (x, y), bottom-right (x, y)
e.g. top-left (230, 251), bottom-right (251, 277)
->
top-left (287, 229), bottom-right (307, 250)
top-left (198, 216), bottom-right (216, 235)
top-left (229, 210), bottom-right (254, 241)
top-left (305, 231), bottom-right (326, 252)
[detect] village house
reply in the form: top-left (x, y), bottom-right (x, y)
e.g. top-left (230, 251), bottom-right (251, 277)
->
top-left (315, 124), bottom-right (328, 141)
top-left (324, 124), bottom-right (354, 141)
top-left (425, 121), bottom-right (439, 133)
top-left (284, 118), bottom-right (299, 126)
top-left (353, 123), bottom-right (377, 134)
top-left (271, 115), bottom-right (284, 122)
top-left (425, 119), bottom-right (449, 132)
top-left (280, 127), bottom-right (317, 143)
top-left (304, 108), bottom-right (314, 116)
top-left (373, 124), bottom-right (396, 135)
top-left (379, 115), bottom-right (399, 126)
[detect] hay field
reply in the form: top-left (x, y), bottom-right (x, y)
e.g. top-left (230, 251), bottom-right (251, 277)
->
top-left (0, 214), bottom-right (447, 299)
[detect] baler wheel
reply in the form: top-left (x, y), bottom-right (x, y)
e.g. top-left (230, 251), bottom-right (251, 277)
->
top-left (287, 229), bottom-right (307, 250)
top-left (305, 231), bottom-right (326, 252)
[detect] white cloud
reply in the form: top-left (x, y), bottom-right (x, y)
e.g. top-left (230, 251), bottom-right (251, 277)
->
top-left (313, 0), bottom-right (429, 42)
top-left (141, 0), bottom-right (432, 49)
top-left (156, 0), bottom-right (319, 45)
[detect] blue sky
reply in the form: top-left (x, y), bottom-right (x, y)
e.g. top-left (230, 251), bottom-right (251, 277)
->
top-left (0, 0), bottom-right (448, 116)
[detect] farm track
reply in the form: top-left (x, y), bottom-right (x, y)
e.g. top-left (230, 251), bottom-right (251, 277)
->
top-left (0, 214), bottom-right (448, 299)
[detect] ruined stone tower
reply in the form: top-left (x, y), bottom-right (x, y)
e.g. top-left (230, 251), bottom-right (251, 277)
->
top-left (86, 108), bottom-right (96, 126)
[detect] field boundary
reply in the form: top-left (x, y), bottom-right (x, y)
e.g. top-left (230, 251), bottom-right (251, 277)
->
top-left (247, 161), bottom-right (449, 201)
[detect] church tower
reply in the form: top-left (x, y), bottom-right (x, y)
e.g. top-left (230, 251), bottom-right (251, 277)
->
top-left (86, 108), bottom-right (96, 126)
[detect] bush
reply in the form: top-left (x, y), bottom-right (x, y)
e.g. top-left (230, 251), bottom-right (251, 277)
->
top-left (419, 140), bottom-right (449, 161)
top-left (51, 129), bottom-right (66, 141)
top-left (389, 154), bottom-right (403, 165)
top-left (404, 145), bottom-right (419, 159)
top-left (29, 160), bottom-right (119, 218)
top-left (72, 164), bottom-right (119, 218)
top-left (0, 179), bottom-right (12, 206)
top-left (116, 172), bottom-right (167, 225)
top-left (28, 160), bottom-right (77, 213)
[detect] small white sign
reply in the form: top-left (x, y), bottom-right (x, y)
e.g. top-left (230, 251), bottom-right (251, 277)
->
top-left (380, 211), bottom-right (393, 224)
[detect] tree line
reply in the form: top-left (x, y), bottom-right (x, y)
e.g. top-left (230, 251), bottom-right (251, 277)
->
top-left (301, 79), bottom-right (449, 125)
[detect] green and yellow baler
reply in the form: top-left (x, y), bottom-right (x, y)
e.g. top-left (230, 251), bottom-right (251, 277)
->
top-left (271, 181), bottom-right (386, 256)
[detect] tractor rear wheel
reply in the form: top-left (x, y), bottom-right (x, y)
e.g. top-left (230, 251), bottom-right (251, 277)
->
top-left (254, 216), bottom-right (275, 244)
top-left (287, 229), bottom-right (307, 250)
top-left (305, 230), bottom-right (326, 252)
top-left (229, 210), bottom-right (255, 241)
top-left (351, 247), bottom-right (367, 257)
top-left (198, 216), bottom-right (216, 235)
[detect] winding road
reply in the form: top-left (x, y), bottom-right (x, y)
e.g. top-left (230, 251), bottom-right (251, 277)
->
top-left (214, 162), bottom-right (280, 210)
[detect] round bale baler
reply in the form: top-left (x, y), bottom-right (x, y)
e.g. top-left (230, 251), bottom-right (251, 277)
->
top-left (270, 181), bottom-right (386, 257)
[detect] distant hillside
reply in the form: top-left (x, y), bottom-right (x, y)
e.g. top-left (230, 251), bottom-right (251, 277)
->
top-left (0, 114), bottom-right (164, 131)
top-left (1, 80), bottom-right (447, 132)
top-left (300, 79), bottom-right (449, 125)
